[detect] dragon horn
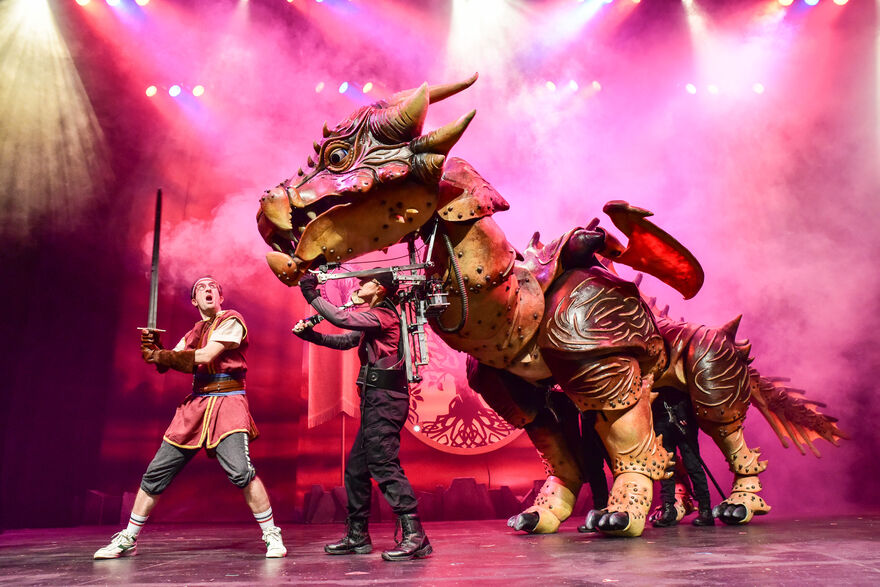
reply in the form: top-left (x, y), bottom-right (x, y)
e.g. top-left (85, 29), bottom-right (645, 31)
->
top-left (721, 314), bottom-right (742, 337)
top-left (372, 83), bottom-right (429, 143)
top-left (410, 110), bottom-right (476, 155)
top-left (389, 73), bottom-right (479, 105)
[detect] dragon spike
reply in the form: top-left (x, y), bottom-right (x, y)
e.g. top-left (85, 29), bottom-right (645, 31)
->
top-left (661, 304), bottom-right (669, 317)
top-left (410, 110), bottom-right (476, 155)
top-left (389, 73), bottom-right (479, 106)
top-left (721, 314), bottom-right (742, 337)
top-left (633, 273), bottom-right (643, 287)
top-left (307, 156), bottom-right (315, 168)
top-left (322, 122), bottom-right (331, 138)
top-left (412, 153), bottom-right (446, 183)
top-left (313, 141), bottom-right (321, 153)
top-left (527, 231), bottom-right (541, 248)
top-left (373, 83), bottom-right (429, 143)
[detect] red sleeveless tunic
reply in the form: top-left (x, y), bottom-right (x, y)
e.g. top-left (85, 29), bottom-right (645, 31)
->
top-left (163, 310), bottom-right (260, 450)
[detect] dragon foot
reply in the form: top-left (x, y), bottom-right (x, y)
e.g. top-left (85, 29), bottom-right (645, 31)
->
top-left (713, 476), bottom-right (771, 525)
top-left (590, 473), bottom-right (653, 537)
top-left (507, 476), bottom-right (576, 534)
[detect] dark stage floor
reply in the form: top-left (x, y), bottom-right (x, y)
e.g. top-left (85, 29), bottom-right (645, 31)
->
top-left (1, 516), bottom-right (879, 585)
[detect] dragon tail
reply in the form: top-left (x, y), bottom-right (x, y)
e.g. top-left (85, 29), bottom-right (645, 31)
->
top-left (748, 366), bottom-right (849, 457)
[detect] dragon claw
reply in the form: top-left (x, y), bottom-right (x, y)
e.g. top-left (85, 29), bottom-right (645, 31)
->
top-left (507, 512), bottom-right (540, 532)
top-left (713, 502), bottom-right (750, 525)
top-left (597, 511), bottom-right (631, 533)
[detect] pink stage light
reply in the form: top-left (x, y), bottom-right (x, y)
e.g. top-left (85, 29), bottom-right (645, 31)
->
top-left (568, 80), bottom-right (579, 92)
top-left (106, 0), bottom-right (120, 6)
top-left (136, 0), bottom-right (150, 6)
top-left (315, 82), bottom-right (325, 93)
top-left (778, 0), bottom-right (794, 6)
top-left (338, 82), bottom-right (349, 94)
top-left (545, 81), bottom-right (557, 92)
top-left (686, 83), bottom-right (697, 94)
top-left (362, 82), bottom-right (374, 94)
top-left (752, 83), bottom-right (765, 94)
top-left (169, 85), bottom-right (181, 97)
top-left (76, 0), bottom-right (90, 6)
top-left (832, 0), bottom-right (848, 4)
top-left (145, 85), bottom-right (157, 97)
top-left (192, 85), bottom-right (205, 97)
top-left (707, 84), bottom-right (719, 94)
top-left (804, 0), bottom-right (819, 5)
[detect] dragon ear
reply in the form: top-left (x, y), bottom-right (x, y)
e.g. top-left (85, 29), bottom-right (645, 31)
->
top-left (389, 73), bottom-right (478, 106)
top-left (371, 83), bottom-right (429, 143)
top-left (410, 110), bottom-right (476, 155)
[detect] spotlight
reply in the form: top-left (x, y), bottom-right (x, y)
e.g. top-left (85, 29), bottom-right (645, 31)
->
top-left (136, 0), bottom-right (150, 6)
top-left (76, 0), bottom-right (90, 5)
top-left (707, 84), bottom-right (719, 94)
top-left (568, 80), bottom-right (579, 92)
top-left (591, 80), bottom-right (601, 92)
top-left (545, 81), bottom-right (557, 92)
top-left (169, 85), bottom-right (181, 97)
top-left (752, 83), bottom-right (765, 94)
top-left (193, 85), bottom-right (205, 97)
top-left (315, 81), bottom-right (325, 93)
top-left (832, 0), bottom-right (848, 4)
top-left (106, 0), bottom-right (120, 5)
top-left (338, 81), bottom-right (349, 94)
top-left (145, 85), bottom-right (157, 97)
top-left (363, 82), bottom-right (373, 93)
top-left (685, 83), bottom-right (697, 94)
top-left (778, 0), bottom-right (794, 5)
top-left (804, 0), bottom-right (819, 5)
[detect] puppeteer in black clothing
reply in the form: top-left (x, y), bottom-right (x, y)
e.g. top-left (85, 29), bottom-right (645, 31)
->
top-left (293, 271), bottom-right (432, 561)
top-left (651, 387), bottom-right (715, 527)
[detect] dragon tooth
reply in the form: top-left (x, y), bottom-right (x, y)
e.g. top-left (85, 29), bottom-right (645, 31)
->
top-left (393, 214), bottom-right (406, 224)
top-left (306, 211), bottom-right (317, 220)
top-left (405, 208), bottom-right (419, 215)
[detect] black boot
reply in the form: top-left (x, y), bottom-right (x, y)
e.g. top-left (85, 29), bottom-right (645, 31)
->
top-left (652, 502), bottom-right (680, 528)
top-left (381, 513), bottom-right (432, 561)
top-left (324, 518), bottom-right (372, 555)
top-left (693, 505), bottom-right (715, 527)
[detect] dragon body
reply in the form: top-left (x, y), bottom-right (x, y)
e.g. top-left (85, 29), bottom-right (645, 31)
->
top-left (256, 75), bottom-right (845, 537)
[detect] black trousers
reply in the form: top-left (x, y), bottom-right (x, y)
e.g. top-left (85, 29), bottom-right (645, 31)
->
top-left (345, 385), bottom-right (418, 521)
top-left (652, 390), bottom-right (711, 508)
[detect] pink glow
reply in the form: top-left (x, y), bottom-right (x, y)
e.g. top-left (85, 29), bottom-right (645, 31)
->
top-left (48, 0), bottom-right (878, 514)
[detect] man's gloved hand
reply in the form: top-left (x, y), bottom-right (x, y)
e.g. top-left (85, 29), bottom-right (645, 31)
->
top-left (299, 272), bottom-right (320, 304)
top-left (140, 329), bottom-right (163, 350)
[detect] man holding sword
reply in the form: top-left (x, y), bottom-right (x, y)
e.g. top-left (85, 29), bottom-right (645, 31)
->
top-left (93, 276), bottom-right (287, 559)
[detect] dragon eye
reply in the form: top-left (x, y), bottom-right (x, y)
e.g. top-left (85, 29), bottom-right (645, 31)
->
top-left (327, 147), bottom-right (349, 166)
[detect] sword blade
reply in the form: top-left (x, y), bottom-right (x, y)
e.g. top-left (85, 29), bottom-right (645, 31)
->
top-left (147, 189), bottom-right (162, 330)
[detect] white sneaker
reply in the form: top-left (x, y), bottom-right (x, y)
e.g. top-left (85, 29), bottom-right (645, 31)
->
top-left (263, 526), bottom-right (287, 558)
top-left (94, 530), bottom-right (138, 559)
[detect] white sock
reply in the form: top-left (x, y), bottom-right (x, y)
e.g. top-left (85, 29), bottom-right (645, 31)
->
top-left (125, 512), bottom-right (148, 537)
top-left (254, 507), bottom-right (276, 532)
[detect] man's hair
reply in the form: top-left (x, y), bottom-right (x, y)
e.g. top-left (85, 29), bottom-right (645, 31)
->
top-left (371, 270), bottom-right (398, 297)
top-left (191, 276), bottom-right (223, 299)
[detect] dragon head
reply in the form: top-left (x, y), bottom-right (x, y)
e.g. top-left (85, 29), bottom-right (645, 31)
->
top-left (257, 74), bottom-right (478, 285)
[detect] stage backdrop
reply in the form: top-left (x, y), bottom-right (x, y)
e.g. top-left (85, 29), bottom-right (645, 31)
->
top-left (1, 0), bottom-right (878, 529)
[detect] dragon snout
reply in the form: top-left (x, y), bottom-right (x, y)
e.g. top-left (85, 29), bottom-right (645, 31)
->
top-left (259, 186), bottom-right (293, 232)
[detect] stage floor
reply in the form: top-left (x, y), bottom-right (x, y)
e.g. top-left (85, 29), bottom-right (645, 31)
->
top-left (1, 516), bottom-right (879, 585)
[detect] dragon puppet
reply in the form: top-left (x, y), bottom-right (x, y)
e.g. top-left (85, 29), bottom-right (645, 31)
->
top-left (256, 74), bottom-right (846, 537)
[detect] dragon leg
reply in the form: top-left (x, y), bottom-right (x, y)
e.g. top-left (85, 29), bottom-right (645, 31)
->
top-left (682, 320), bottom-right (770, 525)
top-left (466, 358), bottom-right (582, 534)
top-left (700, 421), bottom-right (771, 524)
top-left (560, 356), bottom-right (673, 538)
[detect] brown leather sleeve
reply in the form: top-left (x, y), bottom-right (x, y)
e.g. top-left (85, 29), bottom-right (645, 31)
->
top-left (151, 349), bottom-right (196, 374)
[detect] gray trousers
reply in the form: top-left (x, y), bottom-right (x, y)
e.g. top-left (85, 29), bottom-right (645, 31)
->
top-left (140, 432), bottom-right (256, 495)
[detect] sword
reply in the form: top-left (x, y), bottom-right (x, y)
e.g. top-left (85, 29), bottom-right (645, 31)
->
top-left (138, 189), bottom-right (166, 334)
